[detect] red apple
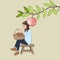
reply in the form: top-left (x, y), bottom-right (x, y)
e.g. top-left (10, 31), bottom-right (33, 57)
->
top-left (27, 17), bottom-right (37, 26)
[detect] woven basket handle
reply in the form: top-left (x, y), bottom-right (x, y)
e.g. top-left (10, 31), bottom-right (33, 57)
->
top-left (14, 28), bottom-right (23, 35)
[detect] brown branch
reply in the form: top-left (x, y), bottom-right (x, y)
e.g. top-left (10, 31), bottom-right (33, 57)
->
top-left (21, 5), bottom-right (60, 17)
top-left (29, 5), bottom-right (60, 16)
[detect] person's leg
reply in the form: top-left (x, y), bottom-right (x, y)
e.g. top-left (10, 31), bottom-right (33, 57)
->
top-left (10, 40), bottom-right (20, 51)
top-left (15, 40), bottom-right (22, 51)
top-left (11, 39), bottom-right (28, 51)
top-left (14, 40), bottom-right (22, 56)
top-left (15, 39), bottom-right (28, 50)
top-left (21, 39), bottom-right (28, 45)
top-left (13, 39), bottom-right (28, 56)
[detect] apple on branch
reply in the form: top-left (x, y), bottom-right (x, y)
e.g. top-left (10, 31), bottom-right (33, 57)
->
top-left (27, 17), bottom-right (37, 26)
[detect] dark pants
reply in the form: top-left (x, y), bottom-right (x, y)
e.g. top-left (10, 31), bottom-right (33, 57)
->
top-left (15, 39), bottom-right (28, 51)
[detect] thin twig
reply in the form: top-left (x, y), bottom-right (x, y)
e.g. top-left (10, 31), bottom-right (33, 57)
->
top-left (32, 5), bottom-right (60, 15)
top-left (22, 5), bottom-right (60, 17)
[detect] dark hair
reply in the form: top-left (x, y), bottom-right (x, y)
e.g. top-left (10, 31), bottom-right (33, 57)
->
top-left (22, 21), bottom-right (30, 31)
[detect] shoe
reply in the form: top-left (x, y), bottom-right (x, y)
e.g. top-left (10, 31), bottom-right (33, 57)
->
top-left (10, 47), bottom-right (17, 51)
top-left (14, 52), bottom-right (19, 56)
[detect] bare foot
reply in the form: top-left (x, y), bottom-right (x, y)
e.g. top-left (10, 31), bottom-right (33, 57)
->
top-left (10, 47), bottom-right (17, 51)
top-left (14, 52), bottom-right (19, 56)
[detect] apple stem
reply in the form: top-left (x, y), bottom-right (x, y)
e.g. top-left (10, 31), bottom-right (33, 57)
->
top-left (31, 14), bottom-right (34, 18)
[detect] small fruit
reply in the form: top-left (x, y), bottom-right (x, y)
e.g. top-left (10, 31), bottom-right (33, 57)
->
top-left (27, 17), bottom-right (37, 26)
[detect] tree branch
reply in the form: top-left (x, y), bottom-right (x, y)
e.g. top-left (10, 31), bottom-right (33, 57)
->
top-left (29, 5), bottom-right (60, 16)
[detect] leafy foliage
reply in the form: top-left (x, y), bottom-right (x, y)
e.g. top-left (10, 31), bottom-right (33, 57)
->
top-left (37, 13), bottom-right (40, 20)
top-left (23, 13), bottom-right (29, 17)
top-left (24, 7), bottom-right (29, 13)
top-left (28, 6), bottom-right (34, 13)
top-left (16, 11), bottom-right (23, 17)
top-left (58, 8), bottom-right (60, 12)
top-left (36, 5), bottom-right (41, 13)
top-left (48, 9), bottom-right (54, 16)
top-left (44, 3), bottom-right (51, 7)
top-left (16, 0), bottom-right (60, 20)
top-left (42, 8), bottom-right (47, 17)
top-left (48, 9), bottom-right (58, 16)
top-left (53, 9), bottom-right (58, 15)
top-left (50, 1), bottom-right (55, 6)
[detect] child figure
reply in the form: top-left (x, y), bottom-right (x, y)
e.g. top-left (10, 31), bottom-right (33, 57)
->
top-left (10, 21), bottom-right (32, 56)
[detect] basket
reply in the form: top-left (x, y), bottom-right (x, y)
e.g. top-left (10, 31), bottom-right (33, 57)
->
top-left (13, 29), bottom-right (25, 40)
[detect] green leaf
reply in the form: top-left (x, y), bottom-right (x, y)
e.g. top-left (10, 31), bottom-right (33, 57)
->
top-left (22, 13), bottom-right (29, 17)
top-left (50, 1), bottom-right (55, 6)
top-left (53, 9), bottom-right (58, 15)
top-left (24, 7), bottom-right (29, 13)
top-left (36, 5), bottom-right (41, 13)
top-left (18, 11), bottom-right (23, 13)
top-left (58, 8), bottom-right (60, 12)
top-left (28, 6), bottom-right (34, 13)
top-left (16, 13), bottom-right (23, 17)
top-left (42, 8), bottom-right (47, 17)
top-left (44, 3), bottom-right (51, 7)
top-left (48, 9), bottom-right (54, 16)
top-left (43, 10), bottom-right (47, 17)
top-left (37, 13), bottom-right (40, 20)
top-left (48, 9), bottom-right (58, 16)
top-left (16, 11), bottom-right (23, 18)
top-left (33, 9), bottom-right (37, 13)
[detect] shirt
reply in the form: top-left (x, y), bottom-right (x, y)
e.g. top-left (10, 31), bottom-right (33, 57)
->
top-left (24, 29), bottom-right (32, 44)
